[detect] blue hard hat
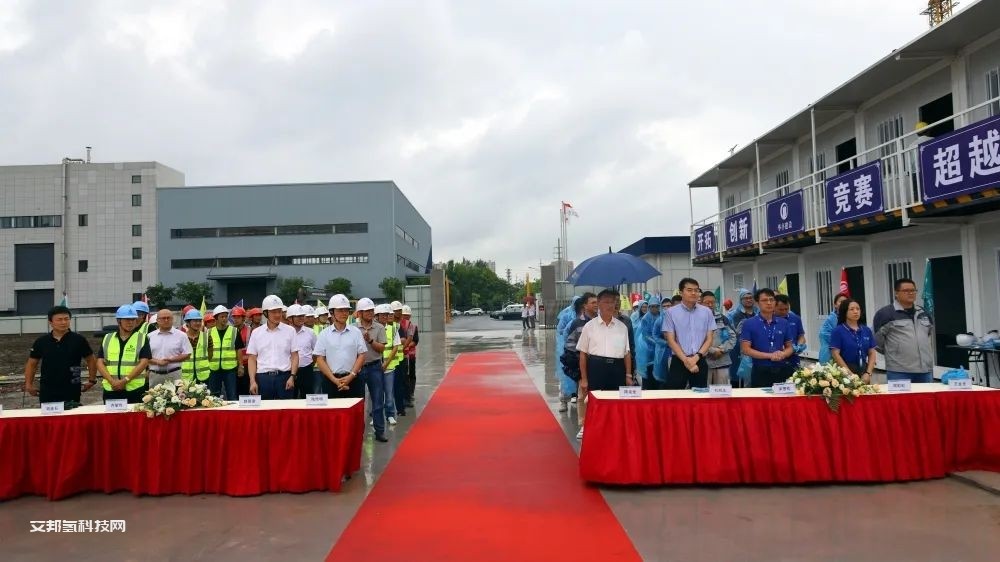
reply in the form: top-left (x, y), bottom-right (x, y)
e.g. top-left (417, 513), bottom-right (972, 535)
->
top-left (132, 300), bottom-right (150, 313)
top-left (184, 309), bottom-right (203, 322)
top-left (116, 304), bottom-right (138, 319)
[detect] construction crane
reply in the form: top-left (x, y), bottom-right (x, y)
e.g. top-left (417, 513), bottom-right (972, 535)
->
top-left (921, 0), bottom-right (958, 28)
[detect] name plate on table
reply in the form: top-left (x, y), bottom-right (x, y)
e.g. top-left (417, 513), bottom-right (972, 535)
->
top-left (948, 378), bottom-right (973, 390)
top-left (104, 399), bottom-right (128, 412)
top-left (41, 402), bottom-right (65, 415)
top-left (305, 394), bottom-right (329, 406)
top-left (618, 386), bottom-right (642, 399)
top-left (709, 385), bottom-right (733, 397)
top-left (887, 380), bottom-right (912, 393)
top-left (238, 395), bottom-right (262, 408)
top-left (772, 382), bottom-right (797, 395)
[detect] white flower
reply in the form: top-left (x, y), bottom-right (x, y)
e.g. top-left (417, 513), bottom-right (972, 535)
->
top-left (165, 407), bottom-right (176, 416)
top-left (809, 378), bottom-right (818, 387)
top-left (852, 389), bottom-right (861, 397)
top-left (831, 379), bottom-right (840, 388)
top-left (823, 387), bottom-right (833, 397)
top-left (819, 380), bottom-right (830, 388)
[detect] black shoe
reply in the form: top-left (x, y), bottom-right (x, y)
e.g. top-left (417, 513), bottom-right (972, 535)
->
top-left (399, 410), bottom-right (407, 416)
top-left (406, 400), bottom-right (415, 408)
top-left (375, 433), bottom-right (388, 442)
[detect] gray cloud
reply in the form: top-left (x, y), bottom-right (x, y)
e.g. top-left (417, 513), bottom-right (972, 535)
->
top-left (0, 0), bottom-right (929, 279)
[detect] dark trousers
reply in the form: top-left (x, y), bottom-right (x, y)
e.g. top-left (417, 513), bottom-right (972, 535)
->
top-left (643, 364), bottom-right (659, 390)
top-left (406, 354), bottom-right (417, 401)
top-left (666, 356), bottom-right (709, 389)
top-left (323, 372), bottom-right (365, 399)
top-left (294, 364), bottom-right (315, 399)
top-left (40, 384), bottom-right (81, 405)
top-left (393, 359), bottom-right (409, 414)
top-left (750, 365), bottom-right (794, 388)
top-left (585, 355), bottom-right (626, 391)
top-left (237, 364), bottom-right (250, 396)
top-left (257, 370), bottom-right (293, 400)
top-left (209, 368), bottom-right (238, 400)
top-left (522, 317), bottom-right (530, 329)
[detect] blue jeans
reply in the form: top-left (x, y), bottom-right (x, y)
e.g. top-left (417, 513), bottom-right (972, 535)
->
top-left (383, 369), bottom-right (397, 417)
top-left (363, 363), bottom-right (387, 435)
top-left (257, 370), bottom-right (293, 400)
top-left (209, 369), bottom-right (238, 400)
top-left (886, 371), bottom-right (933, 383)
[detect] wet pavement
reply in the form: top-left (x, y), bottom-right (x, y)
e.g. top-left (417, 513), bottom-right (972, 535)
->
top-left (3, 317), bottom-right (999, 561)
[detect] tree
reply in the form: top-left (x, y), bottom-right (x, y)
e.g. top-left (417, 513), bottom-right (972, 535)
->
top-left (144, 283), bottom-right (175, 309)
top-left (276, 277), bottom-right (312, 305)
top-left (175, 282), bottom-right (213, 308)
top-left (379, 276), bottom-right (404, 301)
top-left (444, 258), bottom-right (517, 310)
top-left (324, 277), bottom-right (353, 299)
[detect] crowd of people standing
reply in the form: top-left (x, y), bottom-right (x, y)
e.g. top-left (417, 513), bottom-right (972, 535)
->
top-left (554, 275), bottom-right (936, 439)
top-left (24, 293), bottom-right (420, 444)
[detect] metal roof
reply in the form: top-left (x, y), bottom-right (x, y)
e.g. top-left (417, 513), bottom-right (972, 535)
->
top-left (689, 0), bottom-right (1000, 188)
top-left (618, 236), bottom-right (691, 256)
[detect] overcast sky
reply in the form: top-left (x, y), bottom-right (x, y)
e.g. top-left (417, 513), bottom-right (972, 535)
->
top-left (1, 0), bottom-right (935, 280)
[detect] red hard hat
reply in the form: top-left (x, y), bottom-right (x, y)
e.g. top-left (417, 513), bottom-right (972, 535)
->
top-left (723, 298), bottom-right (733, 309)
top-left (231, 306), bottom-right (246, 317)
top-left (248, 307), bottom-right (263, 316)
top-left (204, 313), bottom-right (215, 322)
top-left (182, 305), bottom-right (195, 315)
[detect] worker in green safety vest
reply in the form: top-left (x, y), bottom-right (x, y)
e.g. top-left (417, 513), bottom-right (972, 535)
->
top-left (181, 309), bottom-right (211, 383)
top-left (207, 305), bottom-right (244, 400)
top-left (97, 304), bottom-right (152, 404)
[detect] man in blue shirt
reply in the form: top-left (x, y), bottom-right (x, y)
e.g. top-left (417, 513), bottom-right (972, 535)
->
top-left (739, 288), bottom-right (794, 387)
top-left (775, 294), bottom-right (806, 368)
top-left (662, 278), bottom-right (716, 389)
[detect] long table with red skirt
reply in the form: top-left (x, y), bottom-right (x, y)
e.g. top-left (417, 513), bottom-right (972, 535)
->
top-left (579, 384), bottom-right (1000, 485)
top-left (0, 398), bottom-right (365, 501)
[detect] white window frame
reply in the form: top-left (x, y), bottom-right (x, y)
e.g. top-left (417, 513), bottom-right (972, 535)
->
top-left (886, 259), bottom-right (913, 303)
top-left (724, 193), bottom-right (737, 217)
top-left (733, 273), bottom-right (745, 290)
top-left (816, 270), bottom-right (833, 315)
top-left (877, 114), bottom-right (904, 176)
top-left (765, 275), bottom-right (780, 291)
top-left (775, 170), bottom-right (790, 196)
top-left (987, 68), bottom-right (1000, 117)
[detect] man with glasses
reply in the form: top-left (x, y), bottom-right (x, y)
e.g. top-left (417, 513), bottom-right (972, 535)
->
top-left (662, 278), bottom-right (716, 389)
top-left (740, 288), bottom-right (794, 387)
top-left (873, 278), bottom-right (935, 383)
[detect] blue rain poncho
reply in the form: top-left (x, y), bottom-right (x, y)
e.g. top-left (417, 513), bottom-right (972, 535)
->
top-left (630, 301), bottom-right (649, 378)
top-left (555, 297), bottom-right (580, 397)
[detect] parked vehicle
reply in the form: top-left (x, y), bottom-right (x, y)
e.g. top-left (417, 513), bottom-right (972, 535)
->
top-left (464, 308), bottom-right (485, 316)
top-left (450, 309), bottom-right (462, 317)
top-left (491, 304), bottom-right (524, 320)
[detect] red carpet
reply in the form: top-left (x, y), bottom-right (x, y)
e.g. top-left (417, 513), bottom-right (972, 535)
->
top-left (327, 351), bottom-right (639, 561)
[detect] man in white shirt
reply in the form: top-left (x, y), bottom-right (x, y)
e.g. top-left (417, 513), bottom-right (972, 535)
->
top-left (246, 295), bottom-right (299, 400)
top-left (575, 289), bottom-right (632, 440)
top-left (287, 304), bottom-right (318, 398)
top-left (147, 308), bottom-right (192, 387)
top-left (314, 294), bottom-right (368, 401)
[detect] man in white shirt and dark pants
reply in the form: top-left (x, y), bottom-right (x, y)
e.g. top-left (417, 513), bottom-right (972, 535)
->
top-left (147, 308), bottom-right (192, 387)
top-left (287, 303), bottom-right (318, 398)
top-left (575, 289), bottom-right (632, 440)
top-left (246, 295), bottom-right (299, 400)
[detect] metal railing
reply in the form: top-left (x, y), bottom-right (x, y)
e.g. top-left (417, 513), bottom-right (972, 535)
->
top-left (691, 95), bottom-right (1000, 260)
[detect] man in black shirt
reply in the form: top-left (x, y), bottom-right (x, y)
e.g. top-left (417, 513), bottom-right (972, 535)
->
top-left (24, 306), bottom-right (99, 404)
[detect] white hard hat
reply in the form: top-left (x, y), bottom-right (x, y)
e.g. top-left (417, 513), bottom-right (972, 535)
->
top-left (261, 295), bottom-right (284, 311)
top-left (374, 304), bottom-right (392, 315)
top-left (286, 304), bottom-right (304, 317)
top-left (401, 305), bottom-right (412, 315)
top-left (356, 297), bottom-right (376, 312)
top-left (212, 305), bottom-right (229, 316)
top-left (328, 294), bottom-right (351, 309)
top-left (315, 306), bottom-right (329, 316)
top-left (390, 300), bottom-right (404, 311)
top-left (302, 304), bottom-right (315, 317)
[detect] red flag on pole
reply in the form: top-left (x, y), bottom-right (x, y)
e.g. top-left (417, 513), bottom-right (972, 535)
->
top-left (839, 268), bottom-right (850, 298)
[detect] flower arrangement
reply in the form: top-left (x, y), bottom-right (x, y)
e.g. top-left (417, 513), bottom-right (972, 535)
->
top-left (788, 362), bottom-right (879, 412)
top-left (132, 379), bottom-right (227, 418)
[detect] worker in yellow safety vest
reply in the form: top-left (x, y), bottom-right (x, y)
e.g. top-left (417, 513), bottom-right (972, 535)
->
top-left (314, 306), bottom-right (330, 335)
top-left (376, 304), bottom-right (402, 424)
top-left (181, 309), bottom-right (211, 383)
top-left (97, 304), bottom-right (152, 404)
top-left (207, 304), bottom-right (243, 400)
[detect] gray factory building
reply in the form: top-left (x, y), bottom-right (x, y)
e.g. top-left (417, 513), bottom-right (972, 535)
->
top-left (156, 181), bottom-right (431, 306)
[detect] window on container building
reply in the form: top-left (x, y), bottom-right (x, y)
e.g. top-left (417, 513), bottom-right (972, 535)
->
top-left (816, 270), bottom-right (833, 315)
top-left (733, 273), bottom-right (744, 290)
top-left (886, 260), bottom-right (913, 302)
top-left (765, 275), bottom-right (779, 291)
top-left (877, 114), bottom-right (904, 176)
top-left (724, 194), bottom-right (737, 217)
top-left (987, 68), bottom-right (1000, 117)
top-left (775, 170), bottom-right (790, 196)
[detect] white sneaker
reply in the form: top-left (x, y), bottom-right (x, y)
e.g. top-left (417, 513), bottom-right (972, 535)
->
top-left (575, 427), bottom-right (584, 440)
top-left (570, 395), bottom-right (578, 404)
top-left (388, 416), bottom-right (397, 425)
top-left (370, 419), bottom-right (374, 426)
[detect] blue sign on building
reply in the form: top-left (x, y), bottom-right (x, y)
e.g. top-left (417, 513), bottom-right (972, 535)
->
top-left (765, 191), bottom-right (805, 240)
top-left (694, 224), bottom-right (717, 257)
top-left (825, 161), bottom-right (884, 225)
top-left (919, 114), bottom-right (1000, 203)
top-left (724, 210), bottom-right (753, 249)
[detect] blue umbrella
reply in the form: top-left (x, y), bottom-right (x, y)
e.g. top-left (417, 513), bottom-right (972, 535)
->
top-left (567, 251), bottom-right (661, 287)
